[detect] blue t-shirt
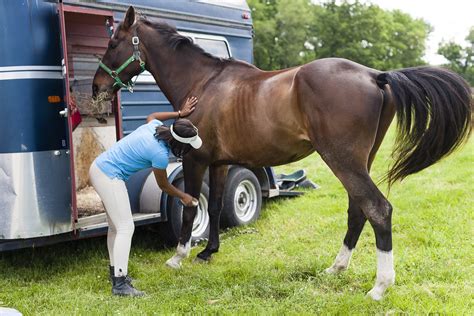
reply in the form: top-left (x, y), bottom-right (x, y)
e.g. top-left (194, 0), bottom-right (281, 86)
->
top-left (95, 119), bottom-right (169, 181)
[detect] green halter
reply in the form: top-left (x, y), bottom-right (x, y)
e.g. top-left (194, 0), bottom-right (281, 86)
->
top-left (99, 36), bottom-right (146, 93)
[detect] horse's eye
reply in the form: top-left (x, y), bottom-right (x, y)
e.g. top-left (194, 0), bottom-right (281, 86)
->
top-left (108, 41), bottom-right (118, 49)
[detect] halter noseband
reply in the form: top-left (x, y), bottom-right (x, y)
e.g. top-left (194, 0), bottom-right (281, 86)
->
top-left (98, 35), bottom-right (146, 93)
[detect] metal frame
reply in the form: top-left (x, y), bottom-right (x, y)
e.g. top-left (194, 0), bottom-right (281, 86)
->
top-left (62, 0), bottom-right (252, 33)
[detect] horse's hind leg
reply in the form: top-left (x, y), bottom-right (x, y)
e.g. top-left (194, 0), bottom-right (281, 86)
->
top-left (325, 105), bottom-right (394, 274)
top-left (195, 164), bottom-right (229, 262)
top-left (319, 152), bottom-right (395, 300)
top-left (320, 88), bottom-right (396, 298)
top-left (325, 197), bottom-right (366, 273)
top-left (306, 113), bottom-right (395, 299)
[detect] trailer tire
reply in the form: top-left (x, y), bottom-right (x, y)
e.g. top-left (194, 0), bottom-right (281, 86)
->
top-left (158, 179), bottom-right (210, 247)
top-left (221, 167), bottom-right (262, 228)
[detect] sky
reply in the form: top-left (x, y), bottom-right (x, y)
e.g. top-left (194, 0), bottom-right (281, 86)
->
top-left (314, 0), bottom-right (474, 65)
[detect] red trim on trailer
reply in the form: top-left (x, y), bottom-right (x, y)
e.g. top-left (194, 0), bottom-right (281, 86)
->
top-left (61, 4), bottom-right (113, 17)
top-left (58, 3), bottom-right (78, 230)
top-left (115, 93), bottom-right (124, 140)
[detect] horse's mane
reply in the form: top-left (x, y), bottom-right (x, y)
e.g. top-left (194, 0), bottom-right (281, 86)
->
top-left (140, 19), bottom-right (231, 63)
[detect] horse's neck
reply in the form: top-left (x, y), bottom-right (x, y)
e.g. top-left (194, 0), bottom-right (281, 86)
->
top-left (145, 45), bottom-right (220, 110)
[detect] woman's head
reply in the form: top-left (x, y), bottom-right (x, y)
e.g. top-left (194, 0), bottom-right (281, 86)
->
top-left (155, 119), bottom-right (202, 158)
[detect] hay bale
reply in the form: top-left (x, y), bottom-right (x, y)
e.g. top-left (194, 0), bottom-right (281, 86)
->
top-left (77, 185), bottom-right (104, 217)
top-left (75, 128), bottom-right (105, 190)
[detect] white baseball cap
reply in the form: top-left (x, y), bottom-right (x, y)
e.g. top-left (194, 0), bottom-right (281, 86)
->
top-left (170, 124), bottom-right (202, 149)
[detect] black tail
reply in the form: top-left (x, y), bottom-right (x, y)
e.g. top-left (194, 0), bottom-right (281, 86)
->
top-left (376, 66), bottom-right (472, 186)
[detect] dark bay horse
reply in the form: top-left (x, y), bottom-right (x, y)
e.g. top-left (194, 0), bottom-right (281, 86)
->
top-left (92, 7), bottom-right (472, 300)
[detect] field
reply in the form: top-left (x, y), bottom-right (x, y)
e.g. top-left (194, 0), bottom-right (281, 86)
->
top-left (0, 127), bottom-right (472, 315)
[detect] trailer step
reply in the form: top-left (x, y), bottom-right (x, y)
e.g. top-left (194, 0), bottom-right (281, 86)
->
top-left (77, 212), bottom-right (161, 231)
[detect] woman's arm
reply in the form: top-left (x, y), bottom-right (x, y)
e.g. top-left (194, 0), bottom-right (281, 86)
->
top-left (153, 168), bottom-right (197, 206)
top-left (146, 96), bottom-right (198, 123)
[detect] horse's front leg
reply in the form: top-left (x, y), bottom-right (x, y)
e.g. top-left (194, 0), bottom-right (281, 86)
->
top-left (165, 158), bottom-right (207, 269)
top-left (195, 164), bottom-right (229, 262)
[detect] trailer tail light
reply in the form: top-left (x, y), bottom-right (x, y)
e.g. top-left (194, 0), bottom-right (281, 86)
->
top-left (48, 95), bottom-right (61, 103)
top-left (242, 12), bottom-right (250, 19)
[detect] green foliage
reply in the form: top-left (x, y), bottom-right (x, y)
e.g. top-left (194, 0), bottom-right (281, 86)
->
top-left (248, 0), bottom-right (432, 70)
top-left (249, 0), bottom-right (315, 69)
top-left (438, 27), bottom-right (474, 85)
top-left (0, 128), bottom-right (473, 314)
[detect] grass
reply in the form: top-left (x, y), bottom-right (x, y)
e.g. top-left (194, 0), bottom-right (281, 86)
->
top-left (0, 127), bottom-right (473, 315)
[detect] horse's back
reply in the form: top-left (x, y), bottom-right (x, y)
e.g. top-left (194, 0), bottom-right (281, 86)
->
top-left (200, 58), bottom-right (384, 166)
top-left (294, 58), bottom-right (386, 155)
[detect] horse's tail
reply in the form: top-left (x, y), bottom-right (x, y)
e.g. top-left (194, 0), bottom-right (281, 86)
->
top-left (376, 66), bottom-right (472, 186)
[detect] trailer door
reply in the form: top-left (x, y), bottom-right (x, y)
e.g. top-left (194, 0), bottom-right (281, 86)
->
top-left (57, 3), bottom-right (115, 228)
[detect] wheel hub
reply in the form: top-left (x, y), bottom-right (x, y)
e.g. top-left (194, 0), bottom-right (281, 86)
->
top-left (191, 193), bottom-right (209, 237)
top-left (233, 180), bottom-right (257, 222)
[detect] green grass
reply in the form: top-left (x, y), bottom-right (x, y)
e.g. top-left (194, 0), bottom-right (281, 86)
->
top-left (1, 127), bottom-right (473, 315)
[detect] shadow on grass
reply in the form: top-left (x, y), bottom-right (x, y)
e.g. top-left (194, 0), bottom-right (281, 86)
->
top-left (0, 227), bottom-right (168, 282)
top-left (0, 192), bottom-right (313, 283)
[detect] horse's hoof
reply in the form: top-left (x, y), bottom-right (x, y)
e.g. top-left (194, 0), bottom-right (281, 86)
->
top-left (193, 256), bottom-right (210, 264)
top-left (165, 258), bottom-right (182, 270)
top-left (366, 288), bottom-right (383, 301)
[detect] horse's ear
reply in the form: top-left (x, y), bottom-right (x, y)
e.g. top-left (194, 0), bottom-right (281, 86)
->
top-left (123, 6), bottom-right (135, 30)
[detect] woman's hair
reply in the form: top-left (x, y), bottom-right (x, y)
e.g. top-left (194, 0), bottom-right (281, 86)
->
top-left (155, 119), bottom-right (198, 158)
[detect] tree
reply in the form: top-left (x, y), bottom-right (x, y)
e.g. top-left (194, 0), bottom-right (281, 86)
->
top-left (248, 0), bottom-right (315, 70)
top-left (248, 0), bottom-right (432, 71)
top-left (438, 27), bottom-right (474, 85)
top-left (248, 0), bottom-right (278, 70)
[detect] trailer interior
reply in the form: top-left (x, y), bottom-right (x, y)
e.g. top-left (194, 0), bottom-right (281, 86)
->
top-left (61, 5), bottom-right (117, 220)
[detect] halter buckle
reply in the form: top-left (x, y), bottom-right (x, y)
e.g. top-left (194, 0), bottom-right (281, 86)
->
top-left (132, 36), bottom-right (139, 45)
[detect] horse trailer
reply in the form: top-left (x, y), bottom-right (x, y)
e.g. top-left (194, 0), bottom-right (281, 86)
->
top-left (0, 0), bottom-right (312, 251)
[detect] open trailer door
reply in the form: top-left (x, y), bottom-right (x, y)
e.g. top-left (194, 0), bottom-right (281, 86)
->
top-left (57, 2), bottom-right (115, 229)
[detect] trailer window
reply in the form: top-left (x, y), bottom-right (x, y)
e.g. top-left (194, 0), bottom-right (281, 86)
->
top-left (194, 38), bottom-right (230, 58)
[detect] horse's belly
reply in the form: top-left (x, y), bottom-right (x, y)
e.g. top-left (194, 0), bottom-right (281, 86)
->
top-left (219, 135), bottom-right (314, 167)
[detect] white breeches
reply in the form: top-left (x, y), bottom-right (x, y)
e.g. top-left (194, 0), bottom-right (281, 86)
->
top-left (89, 162), bottom-right (134, 277)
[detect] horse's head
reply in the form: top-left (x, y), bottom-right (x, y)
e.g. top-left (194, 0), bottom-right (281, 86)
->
top-left (92, 6), bottom-right (146, 99)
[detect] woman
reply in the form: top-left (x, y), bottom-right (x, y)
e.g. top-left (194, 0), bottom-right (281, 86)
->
top-left (89, 96), bottom-right (201, 297)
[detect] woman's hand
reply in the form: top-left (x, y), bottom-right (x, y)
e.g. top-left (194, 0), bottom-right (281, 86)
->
top-left (146, 96), bottom-right (198, 122)
top-left (179, 96), bottom-right (198, 117)
top-left (153, 168), bottom-right (198, 207)
top-left (180, 193), bottom-right (198, 207)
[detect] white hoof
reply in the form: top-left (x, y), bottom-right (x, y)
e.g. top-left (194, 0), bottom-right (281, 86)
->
top-left (165, 257), bottom-right (182, 270)
top-left (165, 241), bottom-right (191, 270)
top-left (326, 245), bottom-right (353, 275)
top-left (367, 288), bottom-right (383, 301)
top-left (366, 249), bottom-right (395, 301)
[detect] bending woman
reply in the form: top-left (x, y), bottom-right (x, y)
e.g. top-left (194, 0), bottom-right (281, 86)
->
top-left (89, 96), bottom-right (201, 297)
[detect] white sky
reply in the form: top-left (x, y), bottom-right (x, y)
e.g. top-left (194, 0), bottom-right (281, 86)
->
top-left (313, 0), bottom-right (474, 65)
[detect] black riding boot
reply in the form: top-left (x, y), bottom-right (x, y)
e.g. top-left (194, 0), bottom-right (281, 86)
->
top-left (110, 266), bottom-right (133, 286)
top-left (111, 276), bottom-right (144, 297)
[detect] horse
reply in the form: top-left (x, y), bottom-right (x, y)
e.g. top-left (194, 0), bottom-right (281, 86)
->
top-left (92, 7), bottom-right (472, 300)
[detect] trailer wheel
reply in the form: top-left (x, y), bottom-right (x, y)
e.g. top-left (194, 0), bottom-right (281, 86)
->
top-left (158, 179), bottom-right (210, 246)
top-left (221, 167), bottom-right (262, 228)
